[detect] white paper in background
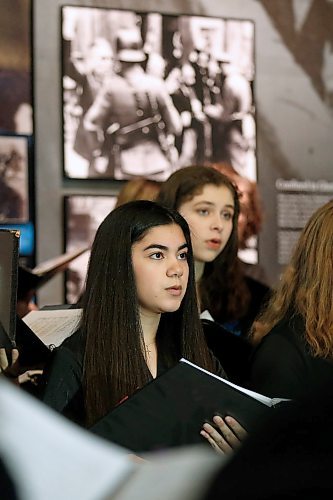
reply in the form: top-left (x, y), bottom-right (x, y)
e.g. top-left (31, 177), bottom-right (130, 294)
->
top-left (22, 308), bottom-right (82, 347)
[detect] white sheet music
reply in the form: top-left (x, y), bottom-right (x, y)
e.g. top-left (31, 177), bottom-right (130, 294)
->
top-left (22, 309), bottom-right (82, 347)
top-left (0, 379), bottom-right (133, 500)
top-left (180, 358), bottom-right (290, 407)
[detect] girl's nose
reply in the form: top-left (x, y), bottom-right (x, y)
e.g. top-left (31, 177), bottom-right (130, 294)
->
top-left (210, 213), bottom-right (223, 232)
top-left (167, 259), bottom-right (184, 278)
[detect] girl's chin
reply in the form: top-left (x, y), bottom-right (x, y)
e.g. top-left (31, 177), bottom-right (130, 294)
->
top-left (159, 301), bottom-right (184, 314)
top-left (195, 251), bottom-right (221, 263)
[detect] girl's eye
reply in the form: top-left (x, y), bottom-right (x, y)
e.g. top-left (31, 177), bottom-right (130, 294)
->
top-left (197, 208), bottom-right (209, 216)
top-left (178, 252), bottom-right (188, 260)
top-left (222, 211), bottom-right (233, 221)
top-left (150, 252), bottom-right (163, 260)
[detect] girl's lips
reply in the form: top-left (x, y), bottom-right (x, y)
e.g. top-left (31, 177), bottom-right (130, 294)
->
top-left (206, 239), bottom-right (222, 250)
top-left (166, 286), bottom-right (182, 296)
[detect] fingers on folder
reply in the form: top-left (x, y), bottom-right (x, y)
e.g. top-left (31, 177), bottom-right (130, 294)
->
top-left (200, 415), bottom-right (248, 454)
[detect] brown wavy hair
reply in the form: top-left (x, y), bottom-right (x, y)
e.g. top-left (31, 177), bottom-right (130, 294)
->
top-left (156, 165), bottom-right (250, 322)
top-left (115, 178), bottom-right (161, 208)
top-left (210, 162), bottom-right (263, 248)
top-left (252, 200), bottom-right (333, 359)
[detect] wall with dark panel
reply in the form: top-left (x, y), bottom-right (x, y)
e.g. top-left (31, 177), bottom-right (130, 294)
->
top-left (32, 0), bottom-right (333, 306)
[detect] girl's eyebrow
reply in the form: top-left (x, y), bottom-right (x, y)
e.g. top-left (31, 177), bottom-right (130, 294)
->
top-left (193, 200), bottom-right (215, 207)
top-left (193, 200), bottom-right (235, 210)
top-left (143, 243), bottom-right (188, 251)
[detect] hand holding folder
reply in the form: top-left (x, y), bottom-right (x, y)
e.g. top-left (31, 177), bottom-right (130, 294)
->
top-left (91, 358), bottom-right (290, 453)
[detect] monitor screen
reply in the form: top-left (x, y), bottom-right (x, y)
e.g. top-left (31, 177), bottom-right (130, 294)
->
top-left (0, 229), bottom-right (20, 348)
top-left (0, 222), bottom-right (35, 257)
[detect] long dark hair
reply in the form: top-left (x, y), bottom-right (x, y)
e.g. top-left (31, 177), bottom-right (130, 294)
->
top-left (81, 200), bottom-right (215, 426)
top-left (157, 165), bottom-right (246, 321)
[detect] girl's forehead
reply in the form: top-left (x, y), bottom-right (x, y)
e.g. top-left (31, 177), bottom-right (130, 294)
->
top-left (150, 223), bottom-right (184, 237)
top-left (182, 183), bottom-right (234, 204)
top-left (136, 223), bottom-right (186, 245)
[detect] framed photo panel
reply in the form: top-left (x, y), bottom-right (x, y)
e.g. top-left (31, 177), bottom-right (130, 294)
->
top-left (0, 0), bottom-right (33, 135)
top-left (61, 6), bottom-right (256, 182)
top-left (0, 134), bottom-right (30, 223)
top-left (64, 195), bottom-right (117, 303)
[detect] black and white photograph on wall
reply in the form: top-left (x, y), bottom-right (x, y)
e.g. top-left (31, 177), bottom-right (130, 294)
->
top-left (0, 0), bottom-right (33, 135)
top-left (64, 195), bottom-right (117, 303)
top-left (61, 6), bottom-right (256, 182)
top-left (0, 135), bottom-right (30, 222)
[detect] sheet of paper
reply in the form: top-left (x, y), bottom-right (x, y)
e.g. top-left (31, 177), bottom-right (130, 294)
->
top-left (0, 379), bottom-right (133, 500)
top-left (114, 446), bottom-right (224, 500)
top-left (200, 310), bottom-right (215, 321)
top-left (180, 358), bottom-right (287, 406)
top-left (22, 309), bottom-right (82, 347)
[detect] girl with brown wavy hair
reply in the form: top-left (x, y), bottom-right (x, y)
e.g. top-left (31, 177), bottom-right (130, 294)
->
top-left (157, 165), bottom-right (269, 338)
top-left (250, 200), bottom-right (333, 398)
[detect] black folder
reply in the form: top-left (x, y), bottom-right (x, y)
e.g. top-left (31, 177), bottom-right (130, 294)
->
top-left (15, 315), bottom-right (52, 368)
top-left (0, 228), bottom-right (20, 349)
top-left (91, 359), bottom-right (287, 453)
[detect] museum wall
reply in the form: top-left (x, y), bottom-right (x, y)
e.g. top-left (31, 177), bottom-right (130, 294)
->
top-left (13, 0), bottom-right (333, 305)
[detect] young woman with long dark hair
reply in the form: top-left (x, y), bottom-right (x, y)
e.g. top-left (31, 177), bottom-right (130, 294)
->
top-left (42, 201), bottom-right (222, 430)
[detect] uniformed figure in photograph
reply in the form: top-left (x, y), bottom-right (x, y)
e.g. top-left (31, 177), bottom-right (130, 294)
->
top-left (61, 8), bottom-right (256, 181)
top-left (63, 37), bottom-right (114, 165)
top-left (84, 28), bottom-right (182, 180)
top-left (204, 50), bottom-right (255, 177)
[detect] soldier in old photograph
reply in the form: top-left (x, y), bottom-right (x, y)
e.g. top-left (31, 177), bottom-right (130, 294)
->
top-left (83, 28), bottom-right (182, 180)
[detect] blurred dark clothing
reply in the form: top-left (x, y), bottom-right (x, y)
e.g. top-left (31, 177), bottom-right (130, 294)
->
top-left (0, 458), bottom-right (18, 500)
top-left (42, 329), bottom-right (226, 428)
top-left (17, 266), bottom-right (40, 301)
top-left (215, 275), bottom-right (270, 339)
top-left (203, 373), bottom-right (333, 500)
top-left (250, 313), bottom-right (333, 399)
top-left (42, 330), bottom-right (86, 426)
top-left (202, 319), bottom-right (253, 386)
